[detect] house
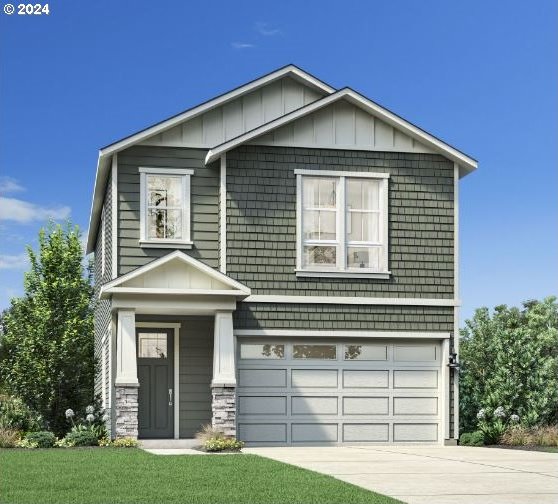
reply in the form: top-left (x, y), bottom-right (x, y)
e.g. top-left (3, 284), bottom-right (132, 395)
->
top-left (86, 65), bottom-right (476, 445)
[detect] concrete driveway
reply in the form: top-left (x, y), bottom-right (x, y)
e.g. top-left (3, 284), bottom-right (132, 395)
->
top-left (245, 445), bottom-right (558, 504)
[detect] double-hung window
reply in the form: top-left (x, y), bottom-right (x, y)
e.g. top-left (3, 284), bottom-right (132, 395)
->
top-left (139, 167), bottom-right (193, 248)
top-left (295, 169), bottom-right (389, 278)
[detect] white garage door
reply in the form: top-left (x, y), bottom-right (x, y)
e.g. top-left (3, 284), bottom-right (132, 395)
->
top-left (237, 339), bottom-right (443, 445)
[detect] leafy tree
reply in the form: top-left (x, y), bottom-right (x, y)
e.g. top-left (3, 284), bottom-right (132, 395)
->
top-left (460, 297), bottom-right (558, 433)
top-left (0, 223), bottom-right (95, 435)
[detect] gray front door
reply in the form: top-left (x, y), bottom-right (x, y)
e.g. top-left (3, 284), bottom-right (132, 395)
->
top-left (137, 329), bottom-right (174, 438)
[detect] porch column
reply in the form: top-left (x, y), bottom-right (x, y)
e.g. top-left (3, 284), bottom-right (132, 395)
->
top-left (114, 309), bottom-right (139, 439)
top-left (211, 311), bottom-right (236, 437)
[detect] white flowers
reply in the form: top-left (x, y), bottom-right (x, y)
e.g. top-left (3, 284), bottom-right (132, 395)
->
top-left (85, 405), bottom-right (95, 415)
top-left (510, 414), bottom-right (520, 423)
top-left (65, 409), bottom-right (75, 419)
top-left (494, 406), bottom-right (506, 418)
top-left (86, 414), bottom-right (95, 423)
top-left (102, 413), bottom-right (110, 423)
top-left (476, 408), bottom-right (486, 420)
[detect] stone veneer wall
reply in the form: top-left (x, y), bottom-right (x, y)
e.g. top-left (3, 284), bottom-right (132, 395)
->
top-left (211, 386), bottom-right (236, 437)
top-left (114, 385), bottom-right (139, 439)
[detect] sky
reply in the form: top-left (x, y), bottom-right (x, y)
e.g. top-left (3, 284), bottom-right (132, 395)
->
top-left (0, 0), bottom-right (556, 322)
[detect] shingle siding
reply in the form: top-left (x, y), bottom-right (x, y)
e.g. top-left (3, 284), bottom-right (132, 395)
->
top-left (117, 146), bottom-right (219, 275)
top-left (226, 145), bottom-right (454, 298)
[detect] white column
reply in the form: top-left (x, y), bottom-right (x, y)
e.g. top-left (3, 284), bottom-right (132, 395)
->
top-left (212, 311), bottom-right (236, 386)
top-left (115, 309), bottom-right (138, 386)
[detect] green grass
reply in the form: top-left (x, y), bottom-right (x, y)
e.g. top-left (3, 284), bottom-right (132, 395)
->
top-left (0, 448), bottom-right (402, 504)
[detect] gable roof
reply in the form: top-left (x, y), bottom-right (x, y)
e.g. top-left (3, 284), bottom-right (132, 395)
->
top-left (100, 250), bottom-right (251, 298)
top-left (205, 88), bottom-right (477, 173)
top-left (86, 65), bottom-right (335, 253)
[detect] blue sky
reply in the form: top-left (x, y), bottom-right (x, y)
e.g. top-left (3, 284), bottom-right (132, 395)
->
top-left (0, 0), bottom-right (556, 321)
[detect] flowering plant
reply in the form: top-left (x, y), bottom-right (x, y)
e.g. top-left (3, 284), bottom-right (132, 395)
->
top-left (476, 406), bottom-right (521, 444)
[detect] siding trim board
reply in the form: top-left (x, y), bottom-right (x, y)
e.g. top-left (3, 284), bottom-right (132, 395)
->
top-left (244, 295), bottom-right (458, 307)
top-left (235, 329), bottom-right (450, 339)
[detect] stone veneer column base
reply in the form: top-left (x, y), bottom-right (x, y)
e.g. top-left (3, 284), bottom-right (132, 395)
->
top-left (114, 385), bottom-right (139, 439)
top-left (211, 386), bottom-right (236, 437)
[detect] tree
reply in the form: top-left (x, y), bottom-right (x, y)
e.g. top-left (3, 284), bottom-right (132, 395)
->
top-left (0, 223), bottom-right (95, 435)
top-left (460, 297), bottom-right (558, 433)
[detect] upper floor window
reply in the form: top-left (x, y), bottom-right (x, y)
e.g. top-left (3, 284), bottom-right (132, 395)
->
top-left (139, 167), bottom-right (193, 248)
top-left (295, 169), bottom-right (390, 278)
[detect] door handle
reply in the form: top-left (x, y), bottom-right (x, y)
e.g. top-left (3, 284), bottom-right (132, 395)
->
top-left (168, 388), bottom-right (173, 406)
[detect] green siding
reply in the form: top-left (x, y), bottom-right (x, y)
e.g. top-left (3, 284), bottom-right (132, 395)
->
top-left (227, 146), bottom-right (454, 298)
top-left (117, 146), bottom-right (219, 275)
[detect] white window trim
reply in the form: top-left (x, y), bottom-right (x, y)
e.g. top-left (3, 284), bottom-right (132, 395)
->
top-left (100, 207), bottom-right (105, 278)
top-left (295, 169), bottom-right (390, 277)
top-left (138, 167), bottom-right (194, 248)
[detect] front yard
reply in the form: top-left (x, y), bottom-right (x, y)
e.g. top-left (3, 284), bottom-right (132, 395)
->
top-left (0, 448), bottom-right (401, 504)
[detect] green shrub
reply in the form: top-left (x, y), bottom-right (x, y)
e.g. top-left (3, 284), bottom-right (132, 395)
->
top-left (204, 437), bottom-right (244, 452)
top-left (15, 438), bottom-right (38, 449)
top-left (111, 437), bottom-right (139, 448)
top-left (24, 431), bottom-right (56, 448)
top-left (460, 431), bottom-right (484, 446)
top-left (64, 429), bottom-right (98, 447)
top-left (0, 395), bottom-right (43, 432)
top-left (0, 428), bottom-right (21, 448)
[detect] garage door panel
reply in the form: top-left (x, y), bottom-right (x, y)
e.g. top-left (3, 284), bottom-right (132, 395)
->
top-left (394, 344), bottom-right (438, 362)
top-left (393, 423), bottom-right (438, 442)
top-left (393, 370), bottom-right (438, 388)
top-left (343, 370), bottom-right (389, 388)
top-left (343, 396), bottom-right (389, 415)
top-left (238, 396), bottom-right (287, 415)
top-left (292, 396), bottom-right (338, 415)
top-left (393, 397), bottom-right (438, 415)
top-left (239, 369), bottom-right (286, 387)
top-left (292, 423), bottom-right (338, 442)
top-left (239, 423), bottom-right (287, 443)
top-left (343, 344), bottom-right (388, 361)
top-left (292, 369), bottom-right (338, 388)
top-left (343, 423), bottom-right (389, 442)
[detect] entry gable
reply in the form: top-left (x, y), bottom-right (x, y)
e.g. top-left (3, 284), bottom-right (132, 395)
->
top-left (100, 250), bottom-right (250, 298)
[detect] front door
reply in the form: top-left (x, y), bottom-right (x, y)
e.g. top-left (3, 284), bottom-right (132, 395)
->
top-left (137, 329), bottom-right (174, 438)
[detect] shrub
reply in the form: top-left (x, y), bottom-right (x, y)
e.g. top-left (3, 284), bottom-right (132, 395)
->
top-left (195, 424), bottom-right (225, 444)
top-left (0, 395), bottom-right (43, 432)
top-left (0, 428), bottom-right (21, 448)
top-left (460, 431), bottom-right (484, 446)
top-left (111, 437), bottom-right (139, 448)
top-left (501, 425), bottom-right (558, 447)
top-left (24, 431), bottom-right (56, 448)
top-left (98, 437), bottom-right (112, 447)
top-left (15, 438), bottom-right (38, 449)
top-left (54, 437), bottom-right (73, 448)
top-left (64, 429), bottom-right (98, 447)
top-left (204, 437), bottom-right (244, 452)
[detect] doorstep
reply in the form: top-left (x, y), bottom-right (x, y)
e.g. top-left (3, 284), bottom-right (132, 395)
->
top-left (140, 438), bottom-right (203, 455)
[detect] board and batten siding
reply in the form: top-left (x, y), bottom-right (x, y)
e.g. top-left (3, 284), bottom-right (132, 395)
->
top-left (138, 77), bottom-right (325, 149)
top-left (117, 146), bottom-right (219, 275)
top-left (227, 145), bottom-right (455, 299)
top-left (137, 315), bottom-right (213, 438)
top-left (93, 172), bottom-right (112, 415)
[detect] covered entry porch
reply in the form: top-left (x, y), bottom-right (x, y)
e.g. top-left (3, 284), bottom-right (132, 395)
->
top-left (100, 251), bottom-right (250, 439)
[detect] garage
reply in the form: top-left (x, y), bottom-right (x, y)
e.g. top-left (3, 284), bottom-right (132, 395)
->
top-left (236, 339), bottom-right (445, 445)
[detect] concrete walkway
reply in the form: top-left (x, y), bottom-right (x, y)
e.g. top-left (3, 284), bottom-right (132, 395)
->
top-left (245, 445), bottom-right (558, 504)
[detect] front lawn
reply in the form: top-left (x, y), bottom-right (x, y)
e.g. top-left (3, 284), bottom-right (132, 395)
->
top-left (0, 448), bottom-right (402, 504)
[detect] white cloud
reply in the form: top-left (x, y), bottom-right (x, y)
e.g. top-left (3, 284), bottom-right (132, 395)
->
top-left (255, 22), bottom-right (281, 36)
top-left (0, 197), bottom-right (71, 223)
top-left (0, 252), bottom-right (28, 270)
top-left (0, 176), bottom-right (25, 194)
top-left (231, 42), bottom-right (255, 49)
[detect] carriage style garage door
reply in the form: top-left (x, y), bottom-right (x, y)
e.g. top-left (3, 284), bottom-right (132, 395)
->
top-left (237, 339), bottom-right (443, 445)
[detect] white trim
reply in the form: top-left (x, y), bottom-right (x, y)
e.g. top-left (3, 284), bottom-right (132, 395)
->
top-left (100, 207), bottom-right (106, 278)
top-left (101, 250), bottom-right (251, 295)
top-left (442, 338), bottom-right (450, 440)
top-left (234, 329), bottom-right (451, 339)
top-left (138, 167), bottom-right (195, 175)
top-left (294, 169), bottom-right (390, 179)
top-left (243, 295), bottom-right (458, 307)
top-left (139, 168), bottom-right (192, 245)
top-left (219, 154), bottom-right (227, 274)
top-left (136, 322), bottom-right (181, 440)
top-left (295, 270), bottom-right (391, 279)
top-left (453, 162), bottom-right (460, 439)
top-left (111, 155), bottom-right (118, 279)
top-left (103, 287), bottom-right (248, 297)
top-left (205, 88), bottom-right (478, 172)
top-left (295, 174), bottom-right (303, 270)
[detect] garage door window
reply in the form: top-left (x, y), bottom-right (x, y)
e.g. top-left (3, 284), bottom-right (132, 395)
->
top-left (240, 343), bottom-right (285, 359)
top-left (344, 344), bottom-right (387, 361)
top-left (293, 344), bottom-right (336, 360)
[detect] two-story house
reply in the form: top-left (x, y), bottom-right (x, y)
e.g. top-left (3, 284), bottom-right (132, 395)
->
top-left (87, 65), bottom-right (476, 445)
